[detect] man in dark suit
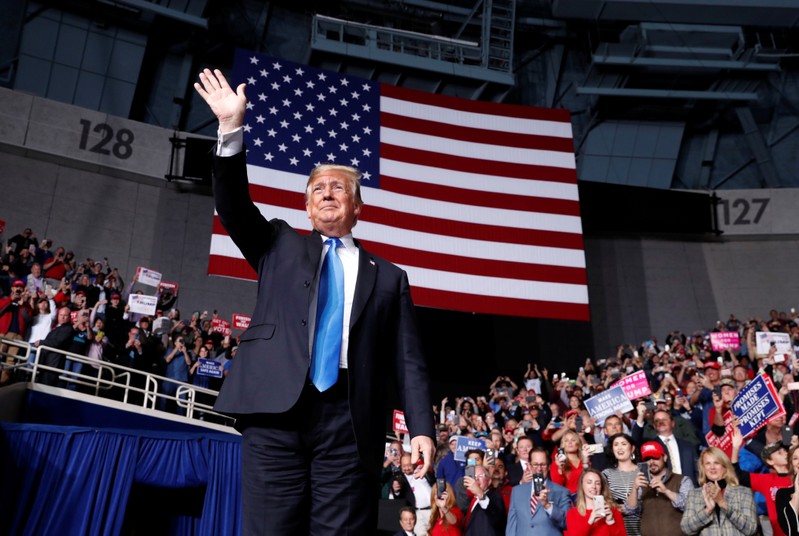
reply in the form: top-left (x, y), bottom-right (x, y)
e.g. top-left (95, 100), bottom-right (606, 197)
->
top-left (632, 402), bottom-right (698, 484)
top-left (34, 306), bottom-right (74, 386)
top-left (507, 435), bottom-right (534, 486)
top-left (194, 69), bottom-right (435, 535)
top-left (506, 447), bottom-right (571, 536)
top-left (394, 506), bottom-right (417, 536)
top-left (463, 464), bottom-right (506, 536)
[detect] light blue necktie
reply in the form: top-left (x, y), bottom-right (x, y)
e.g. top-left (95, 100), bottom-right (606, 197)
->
top-left (310, 238), bottom-right (344, 391)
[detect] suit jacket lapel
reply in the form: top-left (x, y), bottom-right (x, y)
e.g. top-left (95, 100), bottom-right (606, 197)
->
top-left (350, 240), bottom-right (376, 329)
top-left (305, 230), bottom-right (323, 266)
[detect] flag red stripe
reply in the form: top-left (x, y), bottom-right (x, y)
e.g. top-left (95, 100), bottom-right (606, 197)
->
top-left (213, 216), bottom-right (585, 273)
top-left (358, 240), bottom-right (587, 285)
top-left (379, 175), bottom-right (581, 216)
top-left (381, 112), bottom-right (575, 153)
top-left (238, 185), bottom-right (584, 249)
top-left (381, 83), bottom-right (572, 123)
top-left (409, 287), bottom-right (590, 321)
top-left (208, 255), bottom-right (589, 321)
top-left (380, 144), bottom-right (577, 184)
top-left (208, 255), bottom-right (257, 280)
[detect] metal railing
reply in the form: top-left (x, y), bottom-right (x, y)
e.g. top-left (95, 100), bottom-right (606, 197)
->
top-left (1, 334), bottom-right (236, 429)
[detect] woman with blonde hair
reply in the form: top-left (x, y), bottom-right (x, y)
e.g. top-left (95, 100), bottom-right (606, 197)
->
top-left (564, 468), bottom-right (626, 535)
top-left (680, 446), bottom-right (756, 535)
top-left (428, 481), bottom-right (463, 536)
top-left (776, 443), bottom-right (799, 535)
top-left (551, 429), bottom-right (592, 493)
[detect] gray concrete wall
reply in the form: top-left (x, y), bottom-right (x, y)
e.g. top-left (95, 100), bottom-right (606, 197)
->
top-left (586, 235), bottom-right (799, 356)
top-left (0, 149), bottom-right (257, 321)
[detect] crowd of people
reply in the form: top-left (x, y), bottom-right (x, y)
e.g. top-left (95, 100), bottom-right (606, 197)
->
top-left (0, 227), bottom-right (236, 413)
top-left (8, 226), bottom-right (799, 535)
top-left (383, 318), bottom-right (799, 535)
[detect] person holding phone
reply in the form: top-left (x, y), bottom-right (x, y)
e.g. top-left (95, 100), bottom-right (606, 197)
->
top-left (507, 447), bottom-right (571, 535)
top-left (551, 430), bottom-right (590, 494)
top-left (627, 441), bottom-right (693, 536)
top-left (0, 279), bottom-right (33, 385)
top-left (631, 403), bottom-right (699, 485)
top-left (428, 482), bottom-right (463, 536)
top-left (564, 468), bottom-right (625, 535)
top-left (601, 433), bottom-right (641, 535)
top-left (462, 464), bottom-right (506, 536)
top-left (160, 333), bottom-right (192, 414)
top-left (680, 447), bottom-right (757, 536)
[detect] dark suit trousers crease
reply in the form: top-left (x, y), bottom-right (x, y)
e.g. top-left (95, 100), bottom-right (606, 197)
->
top-left (240, 376), bottom-right (378, 536)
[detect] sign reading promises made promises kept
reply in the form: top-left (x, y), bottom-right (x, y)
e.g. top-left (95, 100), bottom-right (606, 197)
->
top-left (731, 373), bottom-right (785, 438)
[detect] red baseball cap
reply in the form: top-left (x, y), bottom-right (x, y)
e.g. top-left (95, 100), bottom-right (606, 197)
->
top-left (703, 361), bottom-right (721, 370)
top-left (640, 441), bottom-right (665, 460)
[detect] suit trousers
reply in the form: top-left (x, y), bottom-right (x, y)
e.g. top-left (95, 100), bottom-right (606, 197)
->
top-left (240, 374), bottom-right (378, 535)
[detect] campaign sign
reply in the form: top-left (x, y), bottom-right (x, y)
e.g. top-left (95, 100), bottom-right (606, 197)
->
top-left (710, 331), bottom-right (740, 352)
top-left (211, 318), bottom-right (231, 336)
top-left (584, 385), bottom-right (634, 422)
top-left (454, 436), bottom-right (486, 462)
top-left (393, 410), bottom-right (408, 434)
top-left (128, 294), bottom-right (158, 315)
top-left (196, 358), bottom-right (223, 378)
top-left (612, 370), bottom-right (651, 400)
top-left (706, 412), bottom-right (734, 456)
top-left (232, 314), bottom-right (252, 330)
top-left (732, 373), bottom-right (786, 438)
top-left (159, 281), bottom-right (178, 295)
top-left (755, 331), bottom-right (793, 358)
top-left (135, 266), bottom-right (162, 287)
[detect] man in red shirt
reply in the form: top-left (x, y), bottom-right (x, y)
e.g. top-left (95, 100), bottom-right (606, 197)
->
top-left (0, 280), bottom-right (33, 385)
top-left (732, 426), bottom-right (791, 536)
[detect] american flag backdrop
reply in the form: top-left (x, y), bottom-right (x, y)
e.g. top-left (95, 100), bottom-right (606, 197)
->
top-left (208, 49), bottom-right (589, 321)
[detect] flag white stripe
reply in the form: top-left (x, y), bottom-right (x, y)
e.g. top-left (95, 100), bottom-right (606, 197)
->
top-left (247, 159), bottom-right (579, 204)
top-left (399, 264), bottom-right (589, 304)
top-left (381, 127), bottom-right (576, 169)
top-left (380, 159), bottom-right (579, 201)
top-left (381, 96), bottom-right (573, 139)
top-left (210, 234), bottom-right (587, 303)
top-left (212, 212), bottom-right (586, 268)
top-left (246, 166), bottom-right (583, 234)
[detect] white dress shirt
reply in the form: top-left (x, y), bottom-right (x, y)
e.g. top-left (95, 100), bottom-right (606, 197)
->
top-left (659, 434), bottom-right (682, 475)
top-left (216, 127), bottom-right (359, 369)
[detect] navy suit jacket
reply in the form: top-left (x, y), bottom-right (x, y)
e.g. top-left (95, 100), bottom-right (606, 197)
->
top-left (212, 152), bottom-right (435, 472)
top-left (464, 488), bottom-right (507, 536)
top-left (506, 479), bottom-right (570, 536)
top-left (507, 461), bottom-right (527, 487)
